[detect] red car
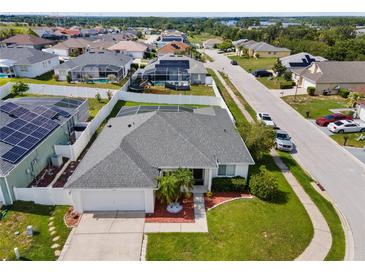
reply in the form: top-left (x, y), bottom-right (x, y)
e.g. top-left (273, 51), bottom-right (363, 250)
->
top-left (315, 113), bottom-right (353, 126)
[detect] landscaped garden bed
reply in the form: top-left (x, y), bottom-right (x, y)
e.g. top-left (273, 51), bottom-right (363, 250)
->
top-left (145, 196), bottom-right (194, 223)
top-left (64, 207), bottom-right (81, 228)
top-left (204, 192), bottom-right (252, 209)
top-left (28, 159), bottom-right (67, 188)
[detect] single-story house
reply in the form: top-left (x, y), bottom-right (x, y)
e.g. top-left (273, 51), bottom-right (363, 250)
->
top-left (54, 50), bottom-right (133, 82)
top-left (1, 34), bottom-right (55, 50)
top-left (66, 106), bottom-right (254, 213)
top-left (203, 38), bottom-right (223, 49)
top-left (0, 47), bottom-right (60, 78)
top-left (157, 42), bottom-right (191, 57)
top-left (245, 41), bottom-right (291, 58)
top-left (0, 97), bottom-right (88, 205)
top-left (142, 55), bottom-right (207, 86)
top-left (295, 61), bottom-right (365, 95)
top-left (280, 52), bottom-right (327, 71)
top-left (158, 30), bottom-right (188, 47)
top-left (108, 40), bottom-right (148, 59)
top-left (31, 27), bottom-right (68, 41)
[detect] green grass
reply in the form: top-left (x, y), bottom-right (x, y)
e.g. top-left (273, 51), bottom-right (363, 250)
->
top-left (218, 71), bottom-right (257, 120)
top-left (188, 33), bottom-right (220, 44)
top-left (0, 71), bottom-right (129, 90)
top-left (331, 133), bottom-right (365, 148)
top-left (277, 151), bottom-right (346, 260)
top-left (0, 201), bottom-right (71, 261)
top-left (257, 76), bottom-right (294, 89)
top-left (282, 95), bottom-right (348, 119)
top-left (147, 154), bottom-right (313, 261)
top-left (143, 84), bottom-right (215, 96)
top-left (229, 56), bottom-right (277, 72)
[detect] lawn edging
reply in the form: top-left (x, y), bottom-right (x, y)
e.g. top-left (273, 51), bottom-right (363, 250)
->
top-left (206, 195), bottom-right (253, 211)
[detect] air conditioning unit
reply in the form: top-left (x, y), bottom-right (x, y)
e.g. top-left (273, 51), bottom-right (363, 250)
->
top-left (51, 155), bottom-right (63, 168)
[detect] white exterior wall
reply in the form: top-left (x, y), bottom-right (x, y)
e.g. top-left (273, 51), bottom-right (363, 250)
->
top-left (211, 163), bottom-right (250, 179)
top-left (0, 187), bottom-right (4, 204)
top-left (359, 105), bottom-right (365, 122)
top-left (302, 78), bottom-right (316, 90)
top-left (43, 48), bottom-right (69, 58)
top-left (13, 56), bottom-right (60, 78)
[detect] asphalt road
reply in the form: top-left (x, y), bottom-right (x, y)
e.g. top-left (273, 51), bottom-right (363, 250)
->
top-left (205, 49), bottom-right (365, 260)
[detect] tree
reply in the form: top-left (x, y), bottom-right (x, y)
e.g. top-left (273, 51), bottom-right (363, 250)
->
top-left (348, 92), bottom-right (363, 108)
top-left (95, 92), bottom-right (102, 102)
top-left (283, 71), bottom-right (292, 82)
top-left (11, 81), bottom-right (29, 96)
top-left (156, 168), bottom-right (194, 205)
top-left (239, 122), bottom-right (275, 160)
top-left (272, 59), bottom-right (286, 76)
top-left (107, 74), bottom-right (117, 83)
top-left (249, 166), bottom-right (279, 201)
top-left (66, 74), bottom-right (72, 83)
top-left (218, 40), bottom-right (233, 52)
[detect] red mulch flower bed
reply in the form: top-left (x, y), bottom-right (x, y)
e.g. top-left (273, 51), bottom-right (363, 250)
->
top-left (145, 196), bottom-right (194, 223)
top-left (64, 207), bottom-right (81, 227)
top-left (204, 192), bottom-right (252, 209)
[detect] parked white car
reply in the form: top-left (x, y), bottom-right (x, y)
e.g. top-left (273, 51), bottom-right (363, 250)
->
top-left (327, 120), bottom-right (365, 133)
top-left (275, 129), bottom-right (293, 152)
top-left (257, 112), bottom-right (276, 127)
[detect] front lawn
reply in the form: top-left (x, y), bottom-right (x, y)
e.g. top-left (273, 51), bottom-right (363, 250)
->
top-left (147, 154), bottom-right (313, 261)
top-left (0, 202), bottom-right (71, 261)
top-left (331, 133), bottom-right (365, 148)
top-left (257, 76), bottom-right (294, 89)
top-left (0, 71), bottom-right (129, 90)
top-left (282, 95), bottom-right (348, 119)
top-left (229, 56), bottom-right (277, 72)
top-left (143, 84), bottom-right (215, 96)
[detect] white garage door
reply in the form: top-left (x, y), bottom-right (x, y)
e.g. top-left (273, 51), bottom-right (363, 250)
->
top-left (79, 189), bottom-right (146, 212)
top-left (302, 79), bottom-right (316, 90)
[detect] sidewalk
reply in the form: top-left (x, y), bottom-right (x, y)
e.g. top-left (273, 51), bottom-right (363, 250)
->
top-left (144, 194), bottom-right (208, 233)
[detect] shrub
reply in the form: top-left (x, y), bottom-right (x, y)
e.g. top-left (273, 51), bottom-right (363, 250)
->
top-left (66, 74), bottom-right (72, 83)
top-left (52, 73), bottom-right (59, 81)
top-left (279, 82), bottom-right (294, 89)
top-left (249, 166), bottom-right (279, 201)
top-left (283, 71), bottom-right (292, 82)
top-left (338, 88), bottom-right (350, 98)
top-left (95, 92), bottom-right (102, 102)
top-left (11, 81), bottom-right (29, 95)
top-left (131, 63), bottom-right (139, 70)
top-left (307, 86), bottom-right (316, 96)
top-left (106, 90), bottom-right (113, 100)
top-left (139, 64), bottom-right (146, 69)
top-left (273, 59), bottom-right (286, 76)
top-left (211, 176), bottom-right (247, 192)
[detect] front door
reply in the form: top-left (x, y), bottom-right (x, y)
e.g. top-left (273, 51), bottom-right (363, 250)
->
top-left (192, 169), bottom-right (204, 185)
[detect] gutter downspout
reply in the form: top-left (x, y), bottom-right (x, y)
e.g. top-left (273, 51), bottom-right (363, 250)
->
top-left (4, 177), bottom-right (13, 205)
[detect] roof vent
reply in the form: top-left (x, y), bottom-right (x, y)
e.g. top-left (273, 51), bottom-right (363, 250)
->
top-left (128, 124), bottom-right (132, 128)
top-left (107, 124), bottom-right (112, 128)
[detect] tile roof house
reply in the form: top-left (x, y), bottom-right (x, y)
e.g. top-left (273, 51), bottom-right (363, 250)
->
top-left (54, 50), bottom-right (133, 82)
top-left (0, 47), bottom-right (60, 78)
top-left (66, 106), bottom-right (254, 213)
top-left (143, 55), bottom-right (208, 86)
top-left (1, 34), bottom-right (55, 50)
top-left (296, 61), bottom-right (365, 95)
top-left (108, 40), bottom-right (148, 59)
top-left (157, 42), bottom-right (191, 57)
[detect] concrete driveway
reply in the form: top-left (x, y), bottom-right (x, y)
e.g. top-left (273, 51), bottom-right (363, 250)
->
top-left (205, 49), bottom-right (365, 260)
top-left (60, 211), bottom-right (145, 261)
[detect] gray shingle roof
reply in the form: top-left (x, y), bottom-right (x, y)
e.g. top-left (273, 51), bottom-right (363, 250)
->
top-left (246, 42), bottom-right (290, 52)
top-left (55, 50), bottom-right (132, 70)
top-left (0, 47), bottom-right (57, 65)
top-left (300, 61), bottom-right (365, 84)
top-left (67, 107), bottom-right (254, 189)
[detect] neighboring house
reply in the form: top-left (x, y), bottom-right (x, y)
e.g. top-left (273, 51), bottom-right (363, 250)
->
top-left (0, 97), bottom-right (88, 205)
top-left (158, 30), bottom-right (188, 47)
top-left (203, 38), bottom-right (223, 49)
top-left (356, 100), bottom-right (365, 122)
top-left (66, 106), bottom-right (254, 213)
top-left (32, 27), bottom-right (68, 41)
top-left (108, 40), bottom-right (148, 59)
top-left (280, 52), bottom-right (327, 71)
top-left (245, 41), bottom-right (291, 58)
top-left (296, 61), bottom-right (365, 95)
top-left (54, 50), bottom-right (133, 82)
top-left (54, 27), bottom-right (81, 38)
top-left (233, 39), bottom-right (248, 55)
top-left (1, 34), bottom-right (54, 50)
top-left (142, 55), bottom-right (207, 86)
top-left (0, 47), bottom-right (60, 78)
top-left (157, 42), bottom-right (190, 57)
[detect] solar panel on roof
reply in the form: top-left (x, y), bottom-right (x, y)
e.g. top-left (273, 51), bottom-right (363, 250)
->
top-left (31, 128), bottom-right (49, 139)
top-left (41, 108), bottom-right (58, 119)
top-left (1, 126), bottom-right (16, 135)
top-left (32, 105), bottom-right (49, 114)
top-left (19, 123), bottom-right (39, 134)
top-left (18, 136), bottom-right (40, 150)
top-left (20, 111), bottom-right (38, 121)
top-left (1, 146), bottom-right (28, 164)
top-left (10, 107), bottom-right (30, 118)
top-left (31, 115), bottom-right (49, 125)
top-left (3, 135), bottom-right (23, 146)
top-left (0, 102), bottom-right (18, 114)
top-left (7, 119), bottom-right (28, 130)
top-left (50, 106), bottom-right (71, 118)
top-left (41, 119), bottom-right (58, 131)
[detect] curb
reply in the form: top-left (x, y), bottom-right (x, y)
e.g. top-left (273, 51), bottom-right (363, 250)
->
top-left (57, 228), bottom-right (76, 261)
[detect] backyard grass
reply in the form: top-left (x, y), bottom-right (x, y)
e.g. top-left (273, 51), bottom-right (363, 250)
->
top-left (282, 95), bottom-right (348, 119)
top-left (0, 71), bottom-right (129, 90)
top-left (331, 133), bottom-right (365, 148)
top-left (218, 71), bottom-right (256, 120)
top-left (277, 151), bottom-right (346, 260)
top-left (143, 84), bottom-right (215, 96)
top-left (0, 201), bottom-right (71, 261)
top-left (147, 154), bottom-right (313, 261)
top-left (229, 56), bottom-right (277, 72)
top-left (257, 76), bottom-right (294, 89)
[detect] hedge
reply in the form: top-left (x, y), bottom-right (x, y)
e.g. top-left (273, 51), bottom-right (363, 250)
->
top-left (338, 88), bottom-right (350, 98)
top-left (211, 176), bottom-right (247, 192)
top-left (307, 86), bottom-right (316, 96)
top-left (279, 82), bottom-right (294, 89)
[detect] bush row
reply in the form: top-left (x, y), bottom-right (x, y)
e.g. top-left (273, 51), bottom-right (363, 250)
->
top-left (211, 176), bottom-right (247, 192)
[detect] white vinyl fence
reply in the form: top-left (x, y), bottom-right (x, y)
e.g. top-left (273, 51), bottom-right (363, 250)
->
top-left (0, 83), bottom-right (11, 99)
top-left (14, 187), bottom-right (73, 205)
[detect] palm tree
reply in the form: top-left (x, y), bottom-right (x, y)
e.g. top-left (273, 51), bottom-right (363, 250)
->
top-left (175, 168), bottom-right (194, 199)
top-left (156, 172), bottom-right (180, 205)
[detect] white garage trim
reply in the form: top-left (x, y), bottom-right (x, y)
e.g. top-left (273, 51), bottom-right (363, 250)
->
top-left (71, 188), bottom-right (155, 213)
top-left (0, 187), bottom-right (5, 204)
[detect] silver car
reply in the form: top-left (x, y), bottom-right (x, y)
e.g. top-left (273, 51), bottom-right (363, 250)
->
top-left (275, 129), bottom-right (293, 152)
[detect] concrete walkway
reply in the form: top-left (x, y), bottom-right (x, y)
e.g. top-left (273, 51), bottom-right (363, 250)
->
top-left (144, 194), bottom-right (208, 233)
top-left (271, 150), bottom-right (332, 261)
top-left (214, 70), bottom-right (332, 261)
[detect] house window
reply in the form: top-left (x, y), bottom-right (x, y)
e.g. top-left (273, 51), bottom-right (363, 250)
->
top-left (218, 165), bottom-right (236, 176)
